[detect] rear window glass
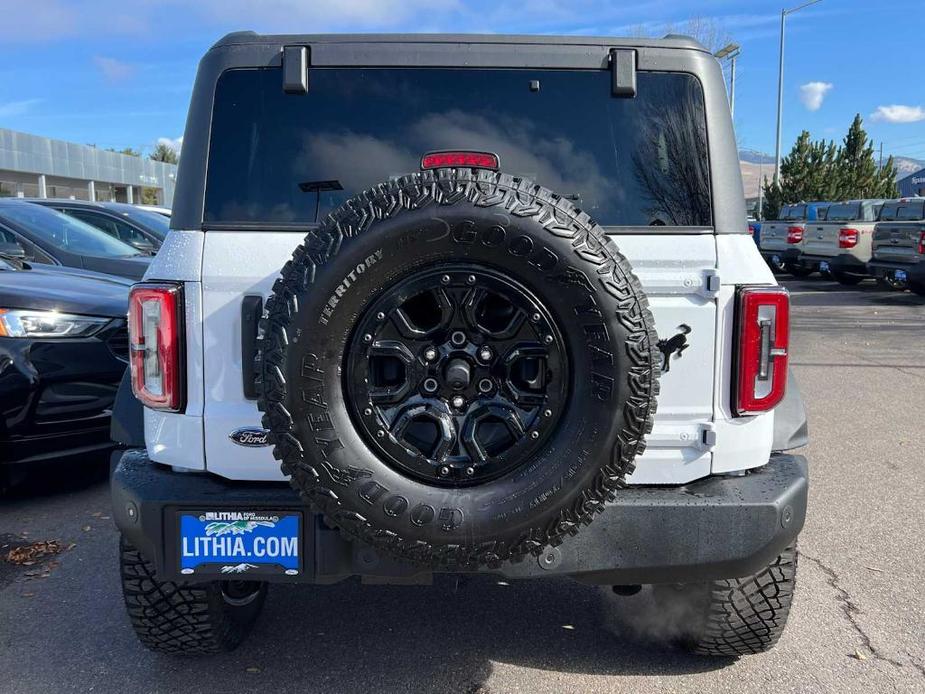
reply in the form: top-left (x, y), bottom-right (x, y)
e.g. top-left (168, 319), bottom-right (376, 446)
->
top-left (879, 200), bottom-right (925, 221)
top-left (780, 205), bottom-right (806, 220)
top-left (825, 203), bottom-right (861, 221)
top-left (205, 68), bottom-right (713, 228)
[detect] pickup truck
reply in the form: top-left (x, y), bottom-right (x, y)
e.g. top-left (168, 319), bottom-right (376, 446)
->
top-left (868, 198), bottom-right (925, 295)
top-left (759, 202), bottom-right (831, 276)
top-left (799, 199), bottom-right (886, 285)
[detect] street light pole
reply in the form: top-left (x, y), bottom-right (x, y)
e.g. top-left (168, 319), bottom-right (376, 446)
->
top-left (714, 43), bottom-right (741, 119)
top-left (729, 52), bottom-right (737, 118)
top-left (774, 0), bottom-right (823, 185)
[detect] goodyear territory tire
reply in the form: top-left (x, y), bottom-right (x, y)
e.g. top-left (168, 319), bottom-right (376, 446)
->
top-left (259, 168), bottom-right (659, 568)
top-left (120, 538), bottom-right (266, 654)
top-left (654, 545), bottom-right (798, 656)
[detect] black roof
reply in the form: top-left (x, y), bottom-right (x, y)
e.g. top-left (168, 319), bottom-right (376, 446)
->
top-left (209, 31), bottom-right (709, 53)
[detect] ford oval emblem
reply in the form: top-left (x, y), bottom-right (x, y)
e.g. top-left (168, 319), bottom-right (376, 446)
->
top-left (229, 427), bottom-right (271, 447)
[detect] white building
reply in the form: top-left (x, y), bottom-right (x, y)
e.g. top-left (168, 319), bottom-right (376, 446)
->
top-left (0, 128), bottom-right (177, 206)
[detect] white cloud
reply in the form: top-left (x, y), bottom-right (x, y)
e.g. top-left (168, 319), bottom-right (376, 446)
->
top-left (799, 82), bottom-right (833, 112)
top-left (0, 98), bottom-right (43, 118)
top-left (94, 56), bottom-right (135, 83)
top-left (870, 105), bottom-right (925, 124)
top-left (157, 136), bottom-right (183, 155)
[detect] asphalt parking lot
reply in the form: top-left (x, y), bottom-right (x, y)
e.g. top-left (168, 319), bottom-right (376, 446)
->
top-left (1, 277), bottom-right (923, 694)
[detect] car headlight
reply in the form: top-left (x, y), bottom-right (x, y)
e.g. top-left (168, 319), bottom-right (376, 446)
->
top-left (0, 309), bottom-right (110, 338)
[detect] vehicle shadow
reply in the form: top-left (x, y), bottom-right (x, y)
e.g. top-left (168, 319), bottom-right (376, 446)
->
top-left (1, 455), bottom-right (110, 500)
top-left (171, 576), bottom-right (733, 692)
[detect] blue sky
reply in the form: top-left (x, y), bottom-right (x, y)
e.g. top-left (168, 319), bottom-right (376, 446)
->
top-left (1, 0), bottom-right (923, 164)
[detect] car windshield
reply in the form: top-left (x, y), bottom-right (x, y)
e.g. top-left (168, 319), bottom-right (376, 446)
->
top-left (0, 203), bottom-right (141, 257)
top-left (825, 203), bottom-right (861, 221)
top-left (780, 205), bottom-right (806, 220)
top-left (879, 200), bottom-right (925, 221)
top-left (205, 67), bottom-right (713, 228)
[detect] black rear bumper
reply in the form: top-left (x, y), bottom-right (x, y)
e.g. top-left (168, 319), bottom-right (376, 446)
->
top-left (761, 248), bottom-right (800, 265)
top-left (112, 450), bottom-right (808, 585)
top-left (867, 259), bottom-right (925, 283)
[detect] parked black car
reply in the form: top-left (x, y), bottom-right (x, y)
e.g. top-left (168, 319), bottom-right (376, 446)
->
top-left (0, 255), bottom-right (131, 487)
top-left (27, 199), bottom-right (169, 254)
top-left (0, 199), bottom-right (151, 279)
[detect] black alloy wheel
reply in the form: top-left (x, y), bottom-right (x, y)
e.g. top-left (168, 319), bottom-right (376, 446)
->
top-left (346, 265), bottom-right (568, 486)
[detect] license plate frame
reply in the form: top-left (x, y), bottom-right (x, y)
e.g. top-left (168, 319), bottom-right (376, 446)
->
top-left (819, 261), bottom-right (830, 273)
top-left (895, 269), bottom-right (908, 282)
top-left (177, 510), bottom-right (302, 577)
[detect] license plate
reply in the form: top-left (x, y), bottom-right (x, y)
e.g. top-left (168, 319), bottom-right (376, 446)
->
top-left (895, 270), bottom-right (908, 282)
top-left (178, 510), bottom-right (301, 576)
top-left (819, 261), bottom-right (830, 273)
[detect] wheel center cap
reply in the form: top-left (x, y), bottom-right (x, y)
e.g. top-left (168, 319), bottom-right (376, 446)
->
top-left (445, 358), bottom-right (472, 390)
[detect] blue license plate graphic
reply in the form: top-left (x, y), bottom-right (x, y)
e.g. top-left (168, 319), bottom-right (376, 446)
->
top-left (178, 511), bottom-right (301, 576)
top-left (895, 270), bottom-right (908, 282)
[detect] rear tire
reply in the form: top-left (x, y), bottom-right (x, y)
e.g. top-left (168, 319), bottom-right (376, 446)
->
top-left (119, 537), bottom-right (267, 655)
top-left (654, 545), bottom-right (797, 657)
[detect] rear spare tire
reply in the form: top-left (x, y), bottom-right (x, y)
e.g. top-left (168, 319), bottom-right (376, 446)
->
top-left (259, 168), bottom-right (659, 568)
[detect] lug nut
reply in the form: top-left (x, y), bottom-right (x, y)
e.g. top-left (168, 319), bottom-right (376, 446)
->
top-left (439, 466), bottom-right (451, 476)
top-left (363, 333), bottom-right (373, 343)
top-left (451, 395), bottom-right (466, 409)
top-left (441, 274), bottom-right (451, 284)
top-left (465, 467), bottom-right (475, 476)
top-left (478, 378), bottom-right (493, 394)
top-left (376, 429), bottom-right (386, 438)
top-left (478, 346), bottom-right (492, 362)
top-left (467, 274), bottom-right (476, 285)
top-left (530, 431), bottom-right (540, 439)
top-left (451, 331), bottom-right (467, 346)
top-left (531, 312), bottom-right (541, 322)
top-left (376, 311), bottom-right (386, 320)
top-left (543, 409), bottom-right (552, 417)
top-left (424, 347), bottom-right (438, 361)
top-left (423, 377), bottom-right (439, 393)
top-left (544, 334), bottom-right (553, 344)
top-left (364, 407), bottom-right (373, 416)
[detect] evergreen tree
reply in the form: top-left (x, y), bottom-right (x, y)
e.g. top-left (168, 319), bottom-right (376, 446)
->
top-left (761, 176), bottom-right (783, 220)
top-left (778, 131), bottom-right (815, 203)
top-left (876, 156), bottom-right (899, 198)
top-left (836, 114), bottom-right (879, 198)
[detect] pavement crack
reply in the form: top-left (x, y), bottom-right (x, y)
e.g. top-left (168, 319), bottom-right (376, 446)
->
top-left (907, 653), bottom-right (925, 678)
top-left (802, 552), bottom-right (909, 671)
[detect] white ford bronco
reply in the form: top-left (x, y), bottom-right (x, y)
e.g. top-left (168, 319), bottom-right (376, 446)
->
top-left (111, 32), bottom-right (809, 657)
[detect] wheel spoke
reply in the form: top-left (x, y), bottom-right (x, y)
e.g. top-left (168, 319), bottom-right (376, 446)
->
top-left (345, 265), bottom-right (568, 485)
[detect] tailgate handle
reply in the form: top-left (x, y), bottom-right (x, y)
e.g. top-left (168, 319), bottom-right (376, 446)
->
top-left (241, 295), bottom-right (263, 399)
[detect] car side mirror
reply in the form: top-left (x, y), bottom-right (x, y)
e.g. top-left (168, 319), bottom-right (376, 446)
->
top-left (0, 240), bottom-right (27, 259)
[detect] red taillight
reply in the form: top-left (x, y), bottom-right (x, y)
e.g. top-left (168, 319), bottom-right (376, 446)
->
top-left (786, 226), bottom-right (804, 244)
top-left (421, 151), bottom-right (499, 170)
top-left (128, 282), bottom-right (183, 412)
top-left (918, 231), bottom-right (925, 255)
top-left (734, 286), bottom-right (790, 416)
top-left (838, 227), bottom-right (859, 249)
